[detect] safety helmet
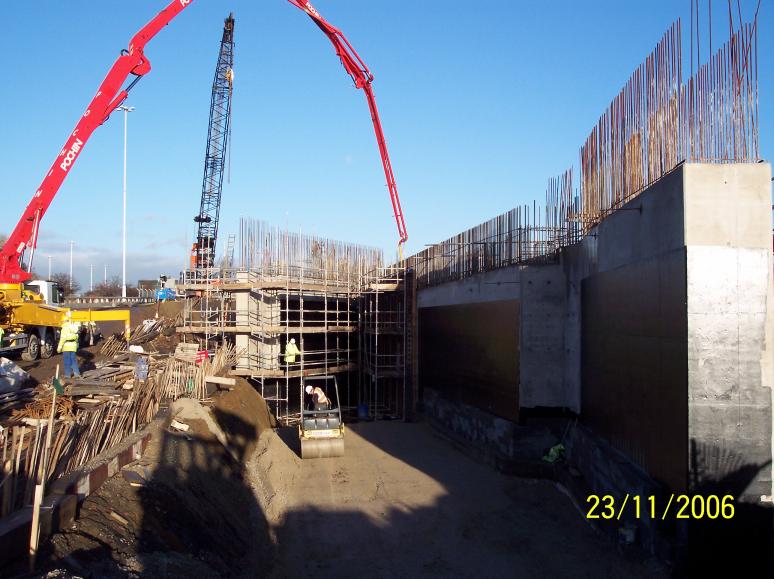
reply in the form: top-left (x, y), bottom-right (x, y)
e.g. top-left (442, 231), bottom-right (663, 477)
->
top-left (290, 338), bottom-right (296, 344)
top-left (305, 385), bottom-right (313, 394)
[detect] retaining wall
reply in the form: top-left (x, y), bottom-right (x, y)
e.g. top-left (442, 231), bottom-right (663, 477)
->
top-left (417, 162), bottom-right (774, 503)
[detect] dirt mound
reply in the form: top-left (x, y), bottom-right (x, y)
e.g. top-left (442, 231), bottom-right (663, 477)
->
top-left (248, 427), bottom-right (303, 525)
top-left (32, 380), bottom-right (277, 578)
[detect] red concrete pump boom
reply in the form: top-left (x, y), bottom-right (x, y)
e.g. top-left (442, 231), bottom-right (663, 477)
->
top-left (0, 0), bottom-right (196, 284)
top-left (286, 0), bottom-right (409, 252)
top-left (0, 0), bottom-right (407, 283)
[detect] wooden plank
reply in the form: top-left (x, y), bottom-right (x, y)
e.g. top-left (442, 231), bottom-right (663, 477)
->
top-left (177, 325), bottom-right (357, 335)
top-left (230, 363), bottom-right (358, 378)
top-left (0, 389), bottom-right (35, 402)
top-left (109, 511), bottom-right (129, 526)
top-left (204, 376), bottom-right (236, 386)
top-left (71, 379), bottom-right (120, 388)
top-left (178, 281), bottom-right (353, 293)
top-left (66, 387), bottom-right (127, 397)
top-left (177, 326), bottom-right (249, 334)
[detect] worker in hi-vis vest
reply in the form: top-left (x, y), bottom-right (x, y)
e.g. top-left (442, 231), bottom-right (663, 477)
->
top-left (284, 338), bottom-right (300, 365)
top-left (57, 320), bottom-right (82, 378)
top-left (305, 384), bottom-right (330, 410)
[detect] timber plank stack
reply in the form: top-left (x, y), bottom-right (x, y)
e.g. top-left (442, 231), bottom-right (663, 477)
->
top-left (0, 335), bottom-right (238, 521)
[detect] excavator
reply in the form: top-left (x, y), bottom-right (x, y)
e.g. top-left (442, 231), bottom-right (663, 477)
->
top-left (0, 0), bottom-right (406, 454)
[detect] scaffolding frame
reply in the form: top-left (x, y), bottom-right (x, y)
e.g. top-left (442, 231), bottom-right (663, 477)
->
top-left (360, 266), bottom-right (407, 420)
top-left (178, 221), bottom-right (411, 426)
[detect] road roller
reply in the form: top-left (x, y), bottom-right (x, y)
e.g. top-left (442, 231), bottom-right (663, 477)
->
top-left (299, 376), bottom-right (345, 459)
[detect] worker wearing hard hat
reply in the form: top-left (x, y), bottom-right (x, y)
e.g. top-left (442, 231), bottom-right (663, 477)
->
top-left (57, 320), bottom-right (82, 378)
top-left (284, 338), bottom-right (300, 365)
top-left (305, 384), bottom-right (330, 411)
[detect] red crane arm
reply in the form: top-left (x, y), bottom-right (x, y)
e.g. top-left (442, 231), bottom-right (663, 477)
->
top-left (286, 1), bottom-right (408, 248)
top-left (0, 0), bottom-right (195, 284)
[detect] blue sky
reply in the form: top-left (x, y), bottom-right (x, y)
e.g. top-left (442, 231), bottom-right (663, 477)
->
top-left (1, 1), bottom-right (771, 290)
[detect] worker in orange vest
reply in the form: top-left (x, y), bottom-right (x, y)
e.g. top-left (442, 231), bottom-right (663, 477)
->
top-left (305, 384), bottom-right (330, 411)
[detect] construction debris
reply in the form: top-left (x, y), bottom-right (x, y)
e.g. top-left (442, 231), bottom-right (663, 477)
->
top-left (0, 358), bottom-right (29, 394)
top-left (100, 315), bottom-right (182, 357)
top-left (169, 419), bottom-right (190, 432)
top-left (160, 342), bottom-right (241, 400)
top-left (109, 510), bottom-right (129, 526)
top-left (0, 333), bottom-right (238, 520)
top-left (0, 388), bottom-right (35, 415)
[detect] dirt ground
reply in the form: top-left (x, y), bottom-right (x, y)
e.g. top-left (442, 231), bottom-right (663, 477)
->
top-left (14, 301), bottom-right (184, 387)
top-left (22, 380), bottom-right (663, 578)
top-left (15, 343), bottom-right (102, 387)
top-left (250, 422), bottom-right (663, 579)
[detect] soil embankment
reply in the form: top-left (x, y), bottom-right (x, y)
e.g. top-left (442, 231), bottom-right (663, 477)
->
top-left (33, 378), bottom-right (274, 578)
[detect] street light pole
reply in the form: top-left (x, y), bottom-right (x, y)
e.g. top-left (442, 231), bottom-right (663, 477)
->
top-left (69, 241), bottom-right (74, 294)
top-left (104, 264), bottom-right (108, 284)
top-left (118, 105), bottom-right (135, 299)
top-left (47, 256), bottom-right (52, 280)
top-left (90, 264), bottom-right (93, 292)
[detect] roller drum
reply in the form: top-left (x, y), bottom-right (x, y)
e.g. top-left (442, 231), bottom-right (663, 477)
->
top-left (301, 437), bottom-right (345, 459)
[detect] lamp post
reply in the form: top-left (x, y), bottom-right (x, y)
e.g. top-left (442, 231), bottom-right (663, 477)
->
top-left (69, 241), bottom-right (74, 293)
top-left (47, 256), bottom-right (52, 280)
top-left (118, 105), bottom-right (135, 299)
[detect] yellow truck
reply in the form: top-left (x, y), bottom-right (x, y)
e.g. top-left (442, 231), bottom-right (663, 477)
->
top-left (0, 280), bottom-right (130, 361)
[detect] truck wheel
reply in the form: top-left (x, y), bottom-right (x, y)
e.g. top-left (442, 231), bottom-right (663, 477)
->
top-left (40, 332), bottom-right (56, 359)
top-left (21, 334), bottom-right (40, 361)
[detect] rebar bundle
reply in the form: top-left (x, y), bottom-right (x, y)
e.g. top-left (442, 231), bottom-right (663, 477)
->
top-left (580, 16), bottom-right (759, 230)
top-left (685, 23), bottom-right (759, 163)
top-left (409, 9), bottom-right (760, 289)
top-left (406, 169), bottom-right (577, 288)
top-left (239, 218), bottom-right (383, 282)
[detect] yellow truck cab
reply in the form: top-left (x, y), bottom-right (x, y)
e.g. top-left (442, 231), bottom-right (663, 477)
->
top-left (0, 280), bottom-right (69, 360)
top-left (0, 280), bottom-right (130, 361)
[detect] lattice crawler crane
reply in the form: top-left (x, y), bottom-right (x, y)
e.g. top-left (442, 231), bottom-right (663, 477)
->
top-left (191, 14), bottom-right (235, 272)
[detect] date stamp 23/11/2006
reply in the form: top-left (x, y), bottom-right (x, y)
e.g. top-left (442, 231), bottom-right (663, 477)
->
top-left (586, 494), bottom-right (735, 521)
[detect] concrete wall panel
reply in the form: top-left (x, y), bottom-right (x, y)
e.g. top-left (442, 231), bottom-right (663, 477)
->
top-left (596, 167), bottom-right (685, 273)
top-left (686, 244), bottom-right (773, 498)
top-left (418, 301), bottom-right (519, 421)
top-left (684, 163), bottom-right (772, 249)
top-left (414, 162), bottom-right (773, 500)
top-left (581, 249), bottom-right (688, 491)
top-left (520, 265), bottom-right (568, 409)
top-left (417, 265), bottom-right (521, 309)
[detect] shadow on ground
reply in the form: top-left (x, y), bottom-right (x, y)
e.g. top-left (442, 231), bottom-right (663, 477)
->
top-left (671, 439), bottom-right (774, 576)
top-left (36, 404), bottom-right (275, 578)
top-left (265, 420), bottom-right (662, 578)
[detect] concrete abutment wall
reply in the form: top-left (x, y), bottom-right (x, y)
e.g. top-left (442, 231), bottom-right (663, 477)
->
top-left (417, 163), bottom-right (773, 504)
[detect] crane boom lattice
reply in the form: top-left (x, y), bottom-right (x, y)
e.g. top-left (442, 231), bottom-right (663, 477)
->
top-left (194, 13), bottom-right (235, 271)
